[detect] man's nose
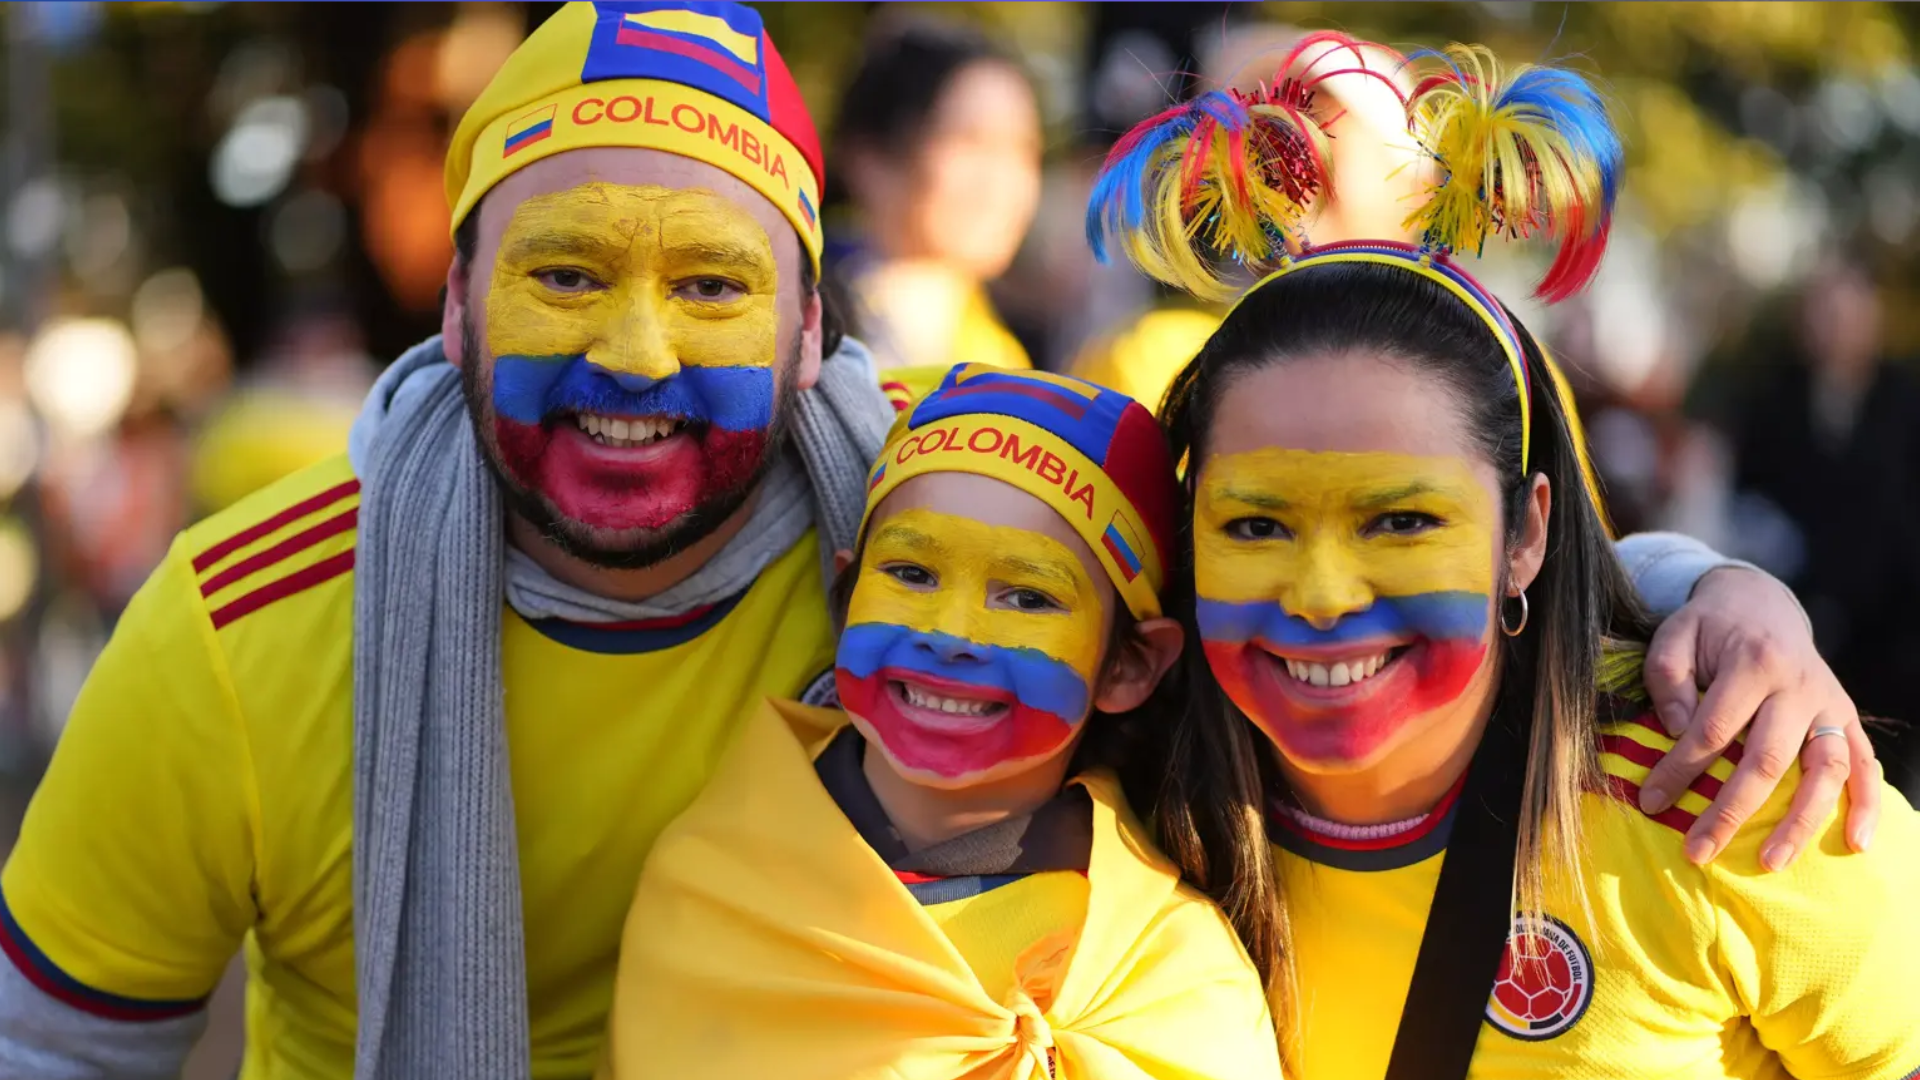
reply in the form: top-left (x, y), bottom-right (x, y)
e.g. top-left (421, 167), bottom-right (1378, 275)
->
top-left (586, 292), bottom-right (680, 382)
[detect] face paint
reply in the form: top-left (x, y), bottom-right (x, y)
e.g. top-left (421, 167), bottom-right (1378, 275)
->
top-left (1192, 448), bottom-right (1497, 764)
top-left (484, 182), bottom-right (780, 533)
top-left (835, 508), bottom-right (1105, 783)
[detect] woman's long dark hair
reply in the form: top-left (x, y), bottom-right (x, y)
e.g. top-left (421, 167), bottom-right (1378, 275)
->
top-left (1124, 261), bottom-right (1659, 1049)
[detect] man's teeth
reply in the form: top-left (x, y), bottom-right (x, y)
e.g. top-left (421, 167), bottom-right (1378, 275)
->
top-left (901, 683), bottom-right (998, 717)
top-left (574, 413), bottom-right (682, 447)
top-left (1283, 652), bottom-right (1393, 688)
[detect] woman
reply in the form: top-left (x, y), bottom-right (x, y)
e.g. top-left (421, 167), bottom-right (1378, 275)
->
top-left (828, 24), bottom-right (1042, 372)
top-left (597, 366), bottom-right (1282, 1080)
top-left (1090, 40), bottom-right (1920, 1078)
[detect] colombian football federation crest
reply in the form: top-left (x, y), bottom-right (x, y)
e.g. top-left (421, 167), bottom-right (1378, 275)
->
top-left (1486, 915), bottom-right (1594, 1040)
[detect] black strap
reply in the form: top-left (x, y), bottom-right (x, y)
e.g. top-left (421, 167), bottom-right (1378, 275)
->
top-left (1382, 709), bottom-right (1531, 1080)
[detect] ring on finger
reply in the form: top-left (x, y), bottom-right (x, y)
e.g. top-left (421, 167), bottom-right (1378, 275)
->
top-left (1807, 725), bottom-right (1848, 744)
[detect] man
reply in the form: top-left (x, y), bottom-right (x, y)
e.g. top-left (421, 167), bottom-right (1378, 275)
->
top-left (0, 4), bottom-right (1880, 1080)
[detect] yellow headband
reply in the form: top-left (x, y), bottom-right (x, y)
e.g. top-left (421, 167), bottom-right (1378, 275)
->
top-left (1231, 242), bottom-right (1534, 473)
top-left (863, 412), bottom-right (1166, 621)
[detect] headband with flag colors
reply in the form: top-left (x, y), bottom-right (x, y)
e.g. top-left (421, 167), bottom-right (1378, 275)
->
top-left (1085, 36), bottom-right (1623, 474)
top-left (446, 1), bottom-right (826, 273)
top-left (862, 365), bottom-right (1178, 621)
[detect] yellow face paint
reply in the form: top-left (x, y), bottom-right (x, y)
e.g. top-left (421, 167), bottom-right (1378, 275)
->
top-left (1195, 449), bottom-right (1496, 615)
top-left (480, 182), bottom-right (784, 534)
top-left (485, 181), bottom-right (779, 381)
top-left (1192, 449), bottom-right (1499, 764)
top-left (836, 508), bottom-right (1106, 781)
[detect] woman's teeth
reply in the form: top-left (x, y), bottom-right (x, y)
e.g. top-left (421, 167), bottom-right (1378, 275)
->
top-left (901, 682), bottom-right (1000, 717)
top-left (1284, 652), bottom-right (1392, 688)
top-left (575, 413), bottom-right (681, 448)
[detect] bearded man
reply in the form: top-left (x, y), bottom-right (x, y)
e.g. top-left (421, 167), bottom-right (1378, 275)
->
top-left (0, 4), bottom-right (1881, 1080)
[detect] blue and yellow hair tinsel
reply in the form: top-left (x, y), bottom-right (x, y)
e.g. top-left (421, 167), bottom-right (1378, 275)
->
top-left (1085, 35), bottom-right (1623, 474)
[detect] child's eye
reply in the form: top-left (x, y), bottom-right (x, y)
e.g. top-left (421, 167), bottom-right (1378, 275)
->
top-left (1003, 587), bottom-right (1063, 613)
top-left (1365, 511), bottom-right (1442, 537)
top-left (1226, 517), bottom-right (1291, 541)
top-left (882, 564), bottom-right (935, 587)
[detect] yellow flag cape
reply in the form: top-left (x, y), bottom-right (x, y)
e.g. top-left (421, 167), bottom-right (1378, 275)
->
top-left (600, 699), bottom-right (1282, 1080)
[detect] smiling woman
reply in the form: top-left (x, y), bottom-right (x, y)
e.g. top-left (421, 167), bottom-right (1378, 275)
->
top-left (596, 367), bottom-right (1283, 1080)
top-left (1087, 33), bottom-right (1920, 1080)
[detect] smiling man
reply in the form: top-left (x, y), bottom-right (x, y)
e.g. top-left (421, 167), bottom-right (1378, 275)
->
top-left (0, 5), bottom-right (1886, 1080)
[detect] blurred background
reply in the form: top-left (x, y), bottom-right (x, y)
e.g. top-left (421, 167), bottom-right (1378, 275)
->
top-left (2, 4), bottom-right (1918, 1067)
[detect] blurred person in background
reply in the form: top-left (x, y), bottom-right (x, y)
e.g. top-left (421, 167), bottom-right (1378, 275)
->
top-left (826, 23), bottom-right (1042, 372)
top-left (190, 300), bottom-right (375, 516)
top-left (1734, 253), bottom-right (1920, 794)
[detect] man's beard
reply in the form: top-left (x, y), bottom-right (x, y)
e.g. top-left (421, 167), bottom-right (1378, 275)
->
top-left (455, 307), bottom-right (802, 571)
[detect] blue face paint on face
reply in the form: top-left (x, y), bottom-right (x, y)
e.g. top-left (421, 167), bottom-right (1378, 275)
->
top-left (1196, 591), bottom-right (1490, 649)
top-left (492, 355), bottom-right (775, 433)
top-left (836, 622), bottom-right (1092, 723)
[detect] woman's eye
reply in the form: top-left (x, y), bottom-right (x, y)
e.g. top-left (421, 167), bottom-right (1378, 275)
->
top-left (534, 268), bottom-right (600, 293)
top-left (678, 277), bottom-right (744, 302)
top-left (1226, 517), bottom-right (1290, 541)
top-left (1367, 511), bottom-right (1442, 537)
top-left (883, 564), bottom-right (935, 587)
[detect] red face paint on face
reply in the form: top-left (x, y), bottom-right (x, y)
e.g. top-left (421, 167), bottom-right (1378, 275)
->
top-left (482, 182), bottom-right (782, 537)
top-left (1194, 448), bottom-right (1500, 772)
top-left (493, 419), bottom-right (767, 532)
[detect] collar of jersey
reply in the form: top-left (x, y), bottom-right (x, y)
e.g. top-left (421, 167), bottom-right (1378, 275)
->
top-left (519, 589), bottom-right (748, 655)
top-left (1268, 772), bottom-right (1467, 873)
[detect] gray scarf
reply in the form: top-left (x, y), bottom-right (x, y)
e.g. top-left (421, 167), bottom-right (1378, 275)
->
top-left (347, 336), bottom-right (893, 1080)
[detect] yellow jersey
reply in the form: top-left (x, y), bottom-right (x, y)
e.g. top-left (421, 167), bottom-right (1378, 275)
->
top-left (0, 454), bottom-right (838, 1080)
top-left (1274, 705), bottom-right (1920, 1080)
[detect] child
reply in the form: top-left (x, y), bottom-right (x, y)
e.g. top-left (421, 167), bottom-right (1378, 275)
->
top-left (597, 365), bottom-right (1282, 1080)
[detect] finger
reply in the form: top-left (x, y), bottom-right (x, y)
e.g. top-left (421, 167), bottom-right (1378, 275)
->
top-left (1642, 612), bottom-right (1702, 737)
top-left (1844, 723), bottom-right (1881, 853)
top-left (1640, 665), bottom-right (1768, 815)
top-left (1758, 715), bottom-right (1852, 871)
top-left (1683, 696), bottom-right (1800, 865)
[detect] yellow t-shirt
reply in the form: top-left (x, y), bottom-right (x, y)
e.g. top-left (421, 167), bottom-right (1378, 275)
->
top-left (0, 454), bottom-right (838, 1080)
top-left (1274, 710), bottom-right (1920, 1080)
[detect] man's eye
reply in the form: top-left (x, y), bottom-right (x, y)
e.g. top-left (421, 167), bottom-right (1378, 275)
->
top-left (883, 564), bottom-right (934, 587)
top-left (1226, 517), bottom-right (1290, 541)
top-left (679, 277), bottom-right (744, 302)
top-left (534, 268), bottom-right (600, 293)
top-left (1366, 511), bottom-right (1442, 537)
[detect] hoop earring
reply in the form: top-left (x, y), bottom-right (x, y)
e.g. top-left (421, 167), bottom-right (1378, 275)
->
top-left (1500, 590), bottom-right (1530, 637)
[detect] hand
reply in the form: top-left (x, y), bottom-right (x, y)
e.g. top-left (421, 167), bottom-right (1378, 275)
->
top-left (1638, 566), bottom-right (1879, 871)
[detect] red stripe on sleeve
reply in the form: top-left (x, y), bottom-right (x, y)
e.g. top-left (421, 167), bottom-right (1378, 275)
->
top-left (192, 479), bottom-right (360, 573)
top-left (209, 549), bottom-right (355, 630)
top-left (199, 508), bottom-right (358, 598)
top-left (1604, 775), bottom-right (1700, 834)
